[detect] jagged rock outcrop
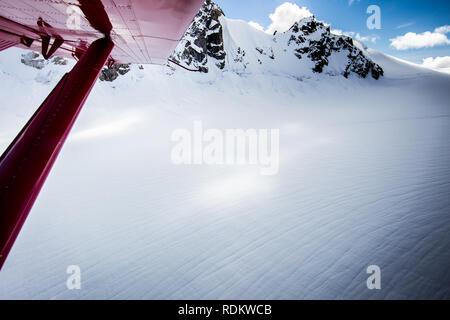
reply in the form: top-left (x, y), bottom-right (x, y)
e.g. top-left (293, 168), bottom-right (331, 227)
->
top-left (19, 50), bottom-right (130, 81)
top-left (21, 52), bottom-right (46, 69)
top-left (52, 56), bottom-right (68, 66)
top-left (286, 17), bottom-right (383, 79)
top-left (21, 52), bottom-right (67, 69)
top-left (99, 64), bottom-right (131, 82)
top-left (170, 0), bottom-right (226, 73)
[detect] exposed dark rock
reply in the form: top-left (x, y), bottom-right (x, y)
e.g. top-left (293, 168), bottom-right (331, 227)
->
top-left (21, 52), bottom-right (69, 69)
top-left (52, 56), bottom-right (68, 65)
top-left (170, 0), bottom-right (226, 72)
top-left (99, 64), bottom-right (131, 82)
top-left (286, 17), bottom-right (383, 79)
top-left (21, 52), bottom-right (46, 69)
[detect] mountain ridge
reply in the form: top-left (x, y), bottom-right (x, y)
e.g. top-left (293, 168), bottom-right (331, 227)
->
top-left (170, 0), bottom-right (384, 80)
top-left (18, 1), bottom-right (387, 81)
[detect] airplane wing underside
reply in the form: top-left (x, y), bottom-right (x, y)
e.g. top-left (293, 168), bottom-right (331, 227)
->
top-left (0, 0), bottom-right (204, 64)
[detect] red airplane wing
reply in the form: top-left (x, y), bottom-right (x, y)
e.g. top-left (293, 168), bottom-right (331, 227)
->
top-left (0, 0), bottom-right (204, 64)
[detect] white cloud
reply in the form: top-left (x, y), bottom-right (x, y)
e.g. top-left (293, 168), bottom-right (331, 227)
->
top-left (248, 21), bottom-right (264, 32)
top-left (348, 0), bottom-right (360, 6)
top-left (435, 25), bottom-right (450, 34)
top-left (265, 2), bottom-right (313, 35)
top-left (421, 56), bottom-right (450, 74)
top-left (355, 33), bottom-right (378, 43)
top-left (396, 22), bottom-right (415, 29)
top-left (390, 25), bottom-right (450, 50)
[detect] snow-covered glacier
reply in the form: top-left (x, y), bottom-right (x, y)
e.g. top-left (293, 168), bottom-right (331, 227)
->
top-left (0, 9), bottom-right (449, 300)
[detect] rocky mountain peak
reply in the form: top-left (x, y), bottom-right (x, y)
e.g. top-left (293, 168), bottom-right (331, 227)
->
top-left (287, 16), bottom-right (324, 36)
top-left (282, 16), bottom-right (384, 79)
top-left (170, 0), bottom-right (226, 72)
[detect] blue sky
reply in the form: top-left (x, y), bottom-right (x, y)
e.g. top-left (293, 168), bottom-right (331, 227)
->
top-left (214, 0), bottom-right (450, 66)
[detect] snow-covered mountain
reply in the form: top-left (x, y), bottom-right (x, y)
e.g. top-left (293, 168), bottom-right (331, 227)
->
top-left (18, 0), bottom-right (384, 81)
top-left (171, 0), bottom-right (383, 79)
top-left (1, 1), bottom-right (450, 300)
